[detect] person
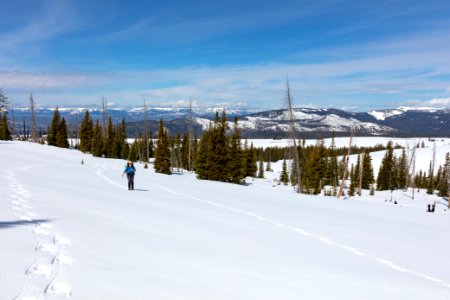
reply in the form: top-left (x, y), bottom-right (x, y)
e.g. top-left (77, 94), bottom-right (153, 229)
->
top-left (122, 161), bottom-right (136, 190)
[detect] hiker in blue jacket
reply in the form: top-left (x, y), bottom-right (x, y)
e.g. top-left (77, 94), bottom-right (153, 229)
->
top-left (122, 161), bottom-right (136, 190)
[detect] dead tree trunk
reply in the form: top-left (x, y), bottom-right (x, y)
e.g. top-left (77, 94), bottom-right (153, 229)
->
top-left (337, 127), bottom-right (354, 199)
top-left (188, 98), bottom-right (193, 172)
top-left (286, 79), bottom-right (301, 193)
top-left (10, 97), bottom-right (16, 138)
top-left (358, 152), bottom-right (364, 196)
top-left (30, 93), bottom-right (37, 142)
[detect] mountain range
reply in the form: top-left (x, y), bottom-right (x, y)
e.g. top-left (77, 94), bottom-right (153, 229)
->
top-left (9, 106), bottom-right (450, 138)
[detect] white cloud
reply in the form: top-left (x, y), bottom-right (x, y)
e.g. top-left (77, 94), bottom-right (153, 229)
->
top-left (402, 97), bottom-right (450, 108)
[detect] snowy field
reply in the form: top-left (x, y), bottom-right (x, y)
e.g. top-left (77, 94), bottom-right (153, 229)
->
top-left (1, 140), bottom-right (450, 299)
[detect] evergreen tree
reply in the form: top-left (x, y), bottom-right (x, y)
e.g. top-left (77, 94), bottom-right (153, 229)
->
top-left (56, 117), bottom-right (69, 148)
top-left (258, 158), bottom-right (264, 178)
top-left (397, 149), bottom-right (408, 189)
top-left (280, 159), bottom-right (289, 185)
top-left (47, 107), bottom-right (60, 146)
top-left (226, 117), bottom-right (245, 183)
top-left (377, 142), bottom-right (395, 190)
top-left (243, 142), bottom-right (257, 178)
top-left (113, 119), bottom-right (128, 159)
top-left (348, 164), bottom-right (356, 196)
top-left (195, 127), bottom-right (211, 179)
top-left (328, 133), bottom-right (339, 190)
top-left (91, 120), bottom-right (104, 157)
top-left (154, 119), bottom-right (171, 174)
top-left (79, 111), bottom-right (93, 153)
top-left (0, 113), bottom-right (11, 140)
top-left (128, 140), bottom-right (139, 162)
top-left (104, 117), bottom-right (115, 158)
top-left (361, 149), bottom-right (374, 189)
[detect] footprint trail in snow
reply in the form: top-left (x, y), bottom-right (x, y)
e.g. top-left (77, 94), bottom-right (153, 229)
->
top-left (5, 169), bottom-right (74, 299)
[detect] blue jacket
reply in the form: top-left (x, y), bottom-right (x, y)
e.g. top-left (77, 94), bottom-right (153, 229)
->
top-left (124, 165), bottom-right (136, 175)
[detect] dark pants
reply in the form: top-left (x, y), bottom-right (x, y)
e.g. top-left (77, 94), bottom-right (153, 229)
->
top-left (126, 173), bottom-right (134, 190)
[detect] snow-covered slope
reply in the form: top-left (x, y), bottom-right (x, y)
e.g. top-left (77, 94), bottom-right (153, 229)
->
top-left (1, 141), bottom-right (450, 299)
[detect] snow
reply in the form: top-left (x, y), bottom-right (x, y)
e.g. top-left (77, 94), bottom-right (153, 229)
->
top-left (368, 107), bottom-right (447, 120)
top-left (1, 140), bottom-right (450, 299)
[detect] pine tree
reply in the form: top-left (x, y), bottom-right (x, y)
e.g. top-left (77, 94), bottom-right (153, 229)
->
top-left (47, 107), bottom-right (60, 146)
top-left (91, 120), bottom-right (104, 157)
top-left (361, 149), bottom-right (374, 189)
top-left (280, 159), bottom-right (289, 185)
top-left (56, 117), bottom-right (69, 148)
top-left (397, 149), bottom-right (408, 189)
top-left (0, 113), bottom-right (11, 140)
top-left (348, 164), bottom-right (356, 196)
top-left (328, 133), bottom-right (339, 190)
top-left (104, 117), bottom-right (115, 158)
top-left (195, 127), bottom-right (211, 179)
top-left (128, 140), bottom-right (138, 162)
top-left (258, 158), bottom-right (264, 178)
top-left (79, 111), bottom-right (93, 153)
top-left (377, 142), bottom-right (395, 191)
top-left (226, 117), bottom-right (245, 183)
top-left (243, 143), bottom-right (257, 178)
top-left (154, 119), bottom-right (171, 174)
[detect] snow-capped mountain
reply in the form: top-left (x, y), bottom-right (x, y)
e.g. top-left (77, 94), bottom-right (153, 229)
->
top-left (9, 105), bottom-right (450, 137)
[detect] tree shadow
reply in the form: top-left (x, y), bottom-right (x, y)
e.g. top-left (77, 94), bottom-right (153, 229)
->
top-left (0, 219), bottom-right (52, 229)
top-left (132, 189), bottom-right (149, 192)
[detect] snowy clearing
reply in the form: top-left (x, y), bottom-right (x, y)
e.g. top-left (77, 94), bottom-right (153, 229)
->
top-left (1, 141), bottom-right (450, 299)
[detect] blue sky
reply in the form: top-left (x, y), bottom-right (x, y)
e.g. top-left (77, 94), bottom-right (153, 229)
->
top-left (1, 0), bottom-right (450, 110)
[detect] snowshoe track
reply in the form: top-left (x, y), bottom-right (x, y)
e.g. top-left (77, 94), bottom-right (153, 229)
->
top-left (5, 168), bottom-right (73, 299)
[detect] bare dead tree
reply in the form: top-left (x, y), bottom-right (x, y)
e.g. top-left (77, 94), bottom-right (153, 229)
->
top-left (101, 96), bottom-right (108, 137)
top-left (447, 153), bottom-right (450, 209)
top-left (358, 152), bottom-right (364, 196)
top-left (337, 126), bottom-right (354, 199)
top-left (408, 143), bottom-right (417, 200)
top-left (144, 99), bottom-right (150, 163)
top-left (10, 97), bottom-right (16, 138)
top-left (30, 93), bottom-right (37, 142)
top-left (74, 104), bottom-right (79, 148)
top-left (188, 98), bottom-right (193, 171)
top-left (285, 79), bottom-right (301, 193)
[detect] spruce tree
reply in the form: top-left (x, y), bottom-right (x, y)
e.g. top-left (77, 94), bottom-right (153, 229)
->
top-left (79, 111), bottom-right (93, 153)
top-left (128, 140), bottom-right (138, 162)
top-left (361, 149), bottom-right (374, 189)
top-left (104, 117), bottom-right (115, 158)
top-left (0, 113), bottom-right (11, 140)
top-left (397, 149), bottom-right (408, 189)
top-left (47, 107), bottom-right (60, 146)
top-left (195, 128), bottom-right (211, 179)
top-left (226, 117), bottom-right (245, 183)
top-left (377, 142), bottom-right (395, 190)
top-left (91, 120), bottom-right (104, 157)
top-left (258, 158), bottom-right (264, 179)
top-left (280, 159), bottom-right (289, 185)
top-left (348, 164), bottom-right (356, 196)
top-left (328, 134), bottom-right (339, 190)
top-left (56, 117), bottom-right (69, 148)
top-left (154, 119), bottom-right (171, 174)
top-left (243, 143), bottom-right (257, 178)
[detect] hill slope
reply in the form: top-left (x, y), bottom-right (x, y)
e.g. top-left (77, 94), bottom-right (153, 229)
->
top-left (1, 141), bottom-right (450, 299)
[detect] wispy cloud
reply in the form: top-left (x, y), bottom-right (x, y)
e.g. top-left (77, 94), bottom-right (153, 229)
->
top-left (0, 1), bottom-right (76, 60)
